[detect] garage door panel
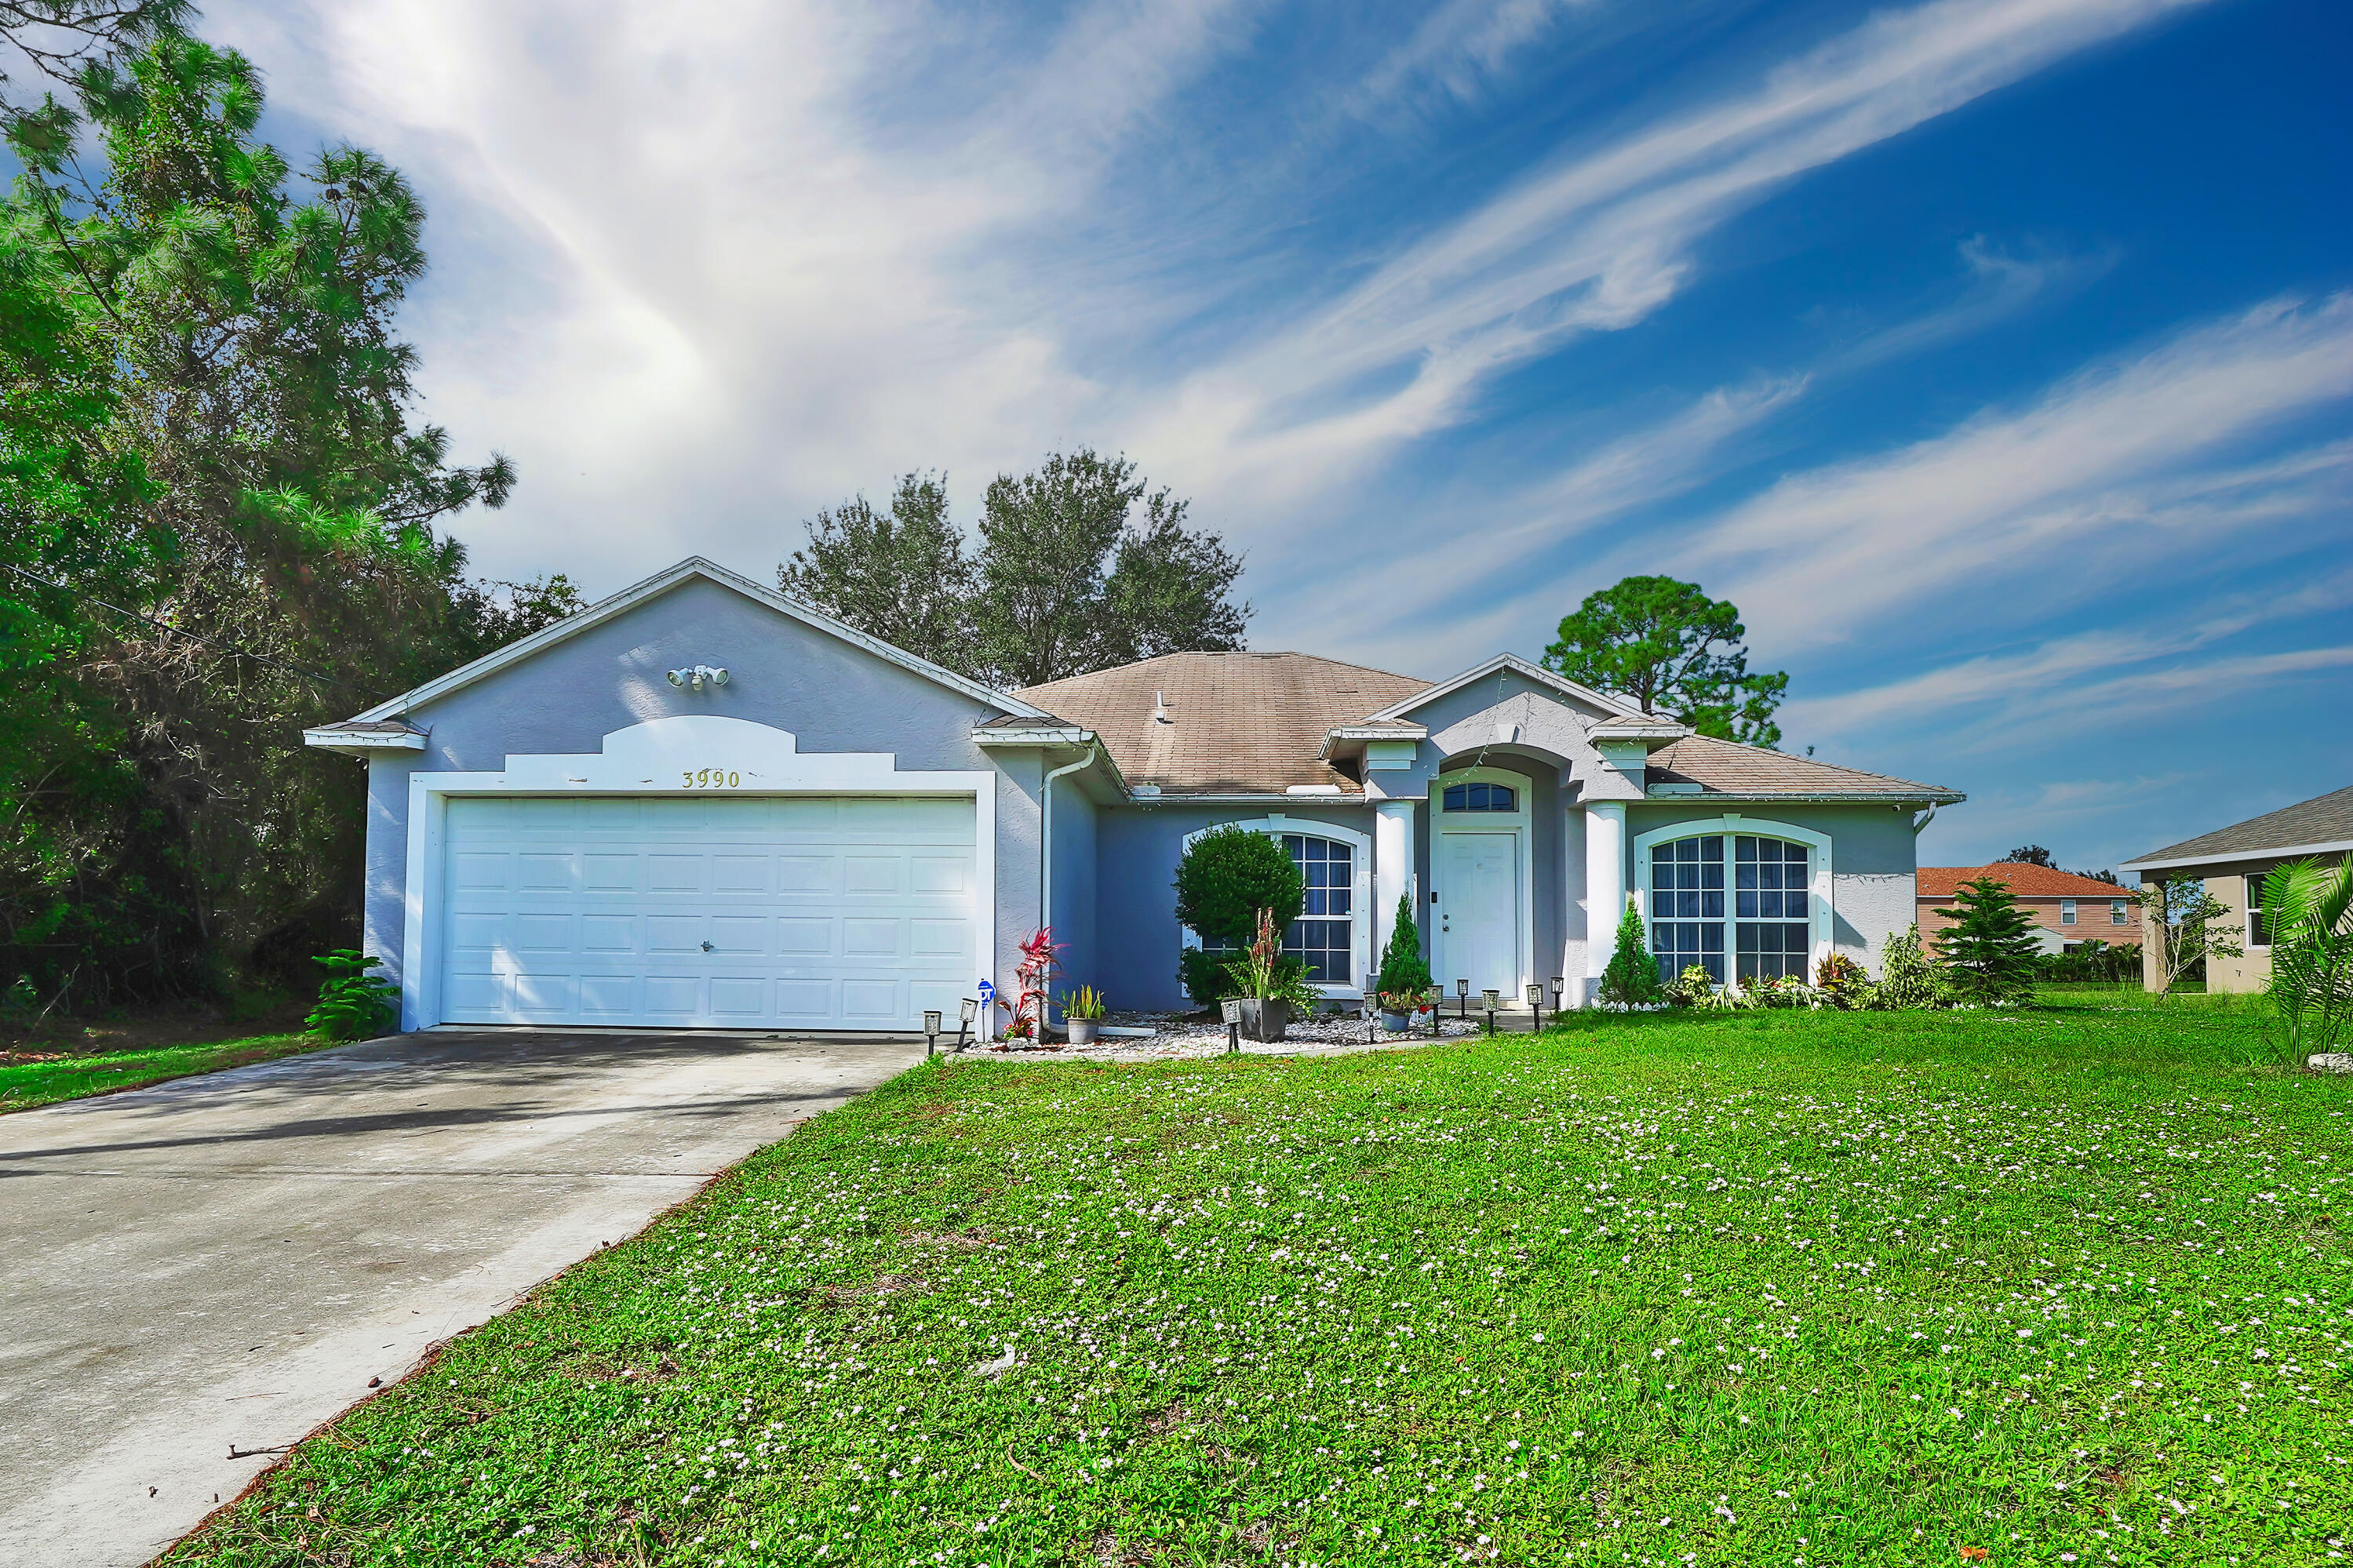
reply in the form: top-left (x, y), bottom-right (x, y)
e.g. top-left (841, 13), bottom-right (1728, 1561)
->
top-left (439, 794), bottom-right (976, 1029)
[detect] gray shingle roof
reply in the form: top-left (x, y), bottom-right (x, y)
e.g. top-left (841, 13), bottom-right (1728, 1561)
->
top-left (1645, 735), bottom-right (1962, 801)
top-left (1017, 652), bottom-right (1429, 795)
top-left (2125, 785), bottom-right (2353, 868)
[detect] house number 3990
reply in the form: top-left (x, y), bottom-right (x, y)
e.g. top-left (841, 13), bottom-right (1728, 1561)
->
top-left (682, 768), bottom-right (741, 788)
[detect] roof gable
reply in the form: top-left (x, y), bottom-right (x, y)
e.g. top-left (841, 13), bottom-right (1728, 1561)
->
top-left (337, 557), bottom-right (1047, 725)
top-left (1365, 653), bottom-right (1642, 724)
top-left (1647, 734), bottom-right (1962, 802)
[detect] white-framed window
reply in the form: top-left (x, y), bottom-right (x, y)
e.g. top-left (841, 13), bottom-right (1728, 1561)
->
top-left (1634, 817), bottom-right (1834, 985)
top-left (2246, 875), bottom-right (2269, 948)
top-left (1178, 817), bottom-right (1372, 993)
top-left (2110, 898), bottom-right (2127, 926)
top-left (2061, 897), bottom-right (2077, 926)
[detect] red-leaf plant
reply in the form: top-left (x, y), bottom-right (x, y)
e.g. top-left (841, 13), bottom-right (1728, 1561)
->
top-left (1001, 926), bottom-right (1064, 1039)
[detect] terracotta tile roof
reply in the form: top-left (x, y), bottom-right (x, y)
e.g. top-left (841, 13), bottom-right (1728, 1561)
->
top-left (1017, 651), bottom-right (1429, 795)
top-left (1645, 734), bottom-right (1961, 801)
top-left (1918, 864), bottom-right (2127, 899)
top-left (2125, 785), bottom-right (2353, 867)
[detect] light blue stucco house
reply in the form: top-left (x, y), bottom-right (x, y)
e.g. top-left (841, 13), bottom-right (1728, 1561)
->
top-left (306, 558), bottom-right (1964, 1033)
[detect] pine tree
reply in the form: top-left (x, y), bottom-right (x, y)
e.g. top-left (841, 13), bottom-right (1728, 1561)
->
top-left (1932, 877), bottom-right (2042, 1005)
top-left (1375, 893), bottom-right (1431, 1004)
top-left (1597, 895), bottom-right (1664, 1007)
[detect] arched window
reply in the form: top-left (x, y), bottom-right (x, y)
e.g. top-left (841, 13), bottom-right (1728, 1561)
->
top-left (1645, 831), bottom-right (1816, 983)
top-left (1442, 780), bottom-right (1517, 812)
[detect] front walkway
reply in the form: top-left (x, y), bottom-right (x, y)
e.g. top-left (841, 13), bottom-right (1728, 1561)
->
top-left (0, 1028), bottom-right (922, 1568)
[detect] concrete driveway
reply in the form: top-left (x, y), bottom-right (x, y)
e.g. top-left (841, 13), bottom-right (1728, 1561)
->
top-left (0, 1029), bottom-right (923, 1568)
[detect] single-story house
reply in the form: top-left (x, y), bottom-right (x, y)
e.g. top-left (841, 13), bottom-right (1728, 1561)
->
top-left (1917, 864), bottom-right (2133, 955)
top-left (304, 558), bottom-right (1965, 1033)
top-left (2120, 785), bottom-right (2353, 994)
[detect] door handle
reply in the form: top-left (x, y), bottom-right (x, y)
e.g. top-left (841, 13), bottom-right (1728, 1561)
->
top-left (701, 940), bottom-right (715, 952)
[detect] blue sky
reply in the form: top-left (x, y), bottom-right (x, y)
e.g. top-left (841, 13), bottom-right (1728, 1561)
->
top-left (199, 0), bottom-right (2350, 874)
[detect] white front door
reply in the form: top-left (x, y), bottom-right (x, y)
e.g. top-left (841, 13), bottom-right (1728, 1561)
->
top-left (1437, 831), bottom-right (1520, 995)
top-left (438, 794), bottom-right (977, 1031)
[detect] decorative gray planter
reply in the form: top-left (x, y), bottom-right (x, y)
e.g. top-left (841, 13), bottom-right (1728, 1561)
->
top-left (1065, 1019), bottom-right (1100, 1046)
top-left (1235, 999), bottom-right (1289, 1042)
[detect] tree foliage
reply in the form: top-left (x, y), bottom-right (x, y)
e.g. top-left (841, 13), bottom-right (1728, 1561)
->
top-left (1, 17), bottom-right (534, 1007)
top-left (1171, 826), bottom-right (1302, 1008)
top-left (1541, 575), bottom-right (1788, 747)
top-left (1932, 875), bottom-right (2041, 1005)
top-left (2134, 877), bottom-right (2244, 1002)
top-left (778, 449), bottom-right (1248, 688)
top-left (2257, 858), bottom-right (2352, 1055)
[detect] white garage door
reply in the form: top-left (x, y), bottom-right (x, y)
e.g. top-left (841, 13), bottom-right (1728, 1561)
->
top-left (439, 795), bottom-right (978, 1030)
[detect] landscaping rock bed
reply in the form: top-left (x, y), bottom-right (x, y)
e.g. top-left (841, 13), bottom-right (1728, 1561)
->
top-left (969, 1009), bottom-right (1486, 1062)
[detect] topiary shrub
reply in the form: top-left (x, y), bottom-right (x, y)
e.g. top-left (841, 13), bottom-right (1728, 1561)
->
top-left (1597, 895), bottom-right (1664, 1008)
top-left (1374, 893), bottom-right (1432, 1004)
top-left (1173, 827), bottom-right (1305, 1007)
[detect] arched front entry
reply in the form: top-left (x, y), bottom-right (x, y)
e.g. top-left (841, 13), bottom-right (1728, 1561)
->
top-left (1428, 765), bottom-right (1533, 997)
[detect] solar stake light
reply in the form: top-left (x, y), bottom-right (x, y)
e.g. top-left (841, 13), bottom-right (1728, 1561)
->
top-left (1482, 988), bottom-right (1501, 1035)
top-left (1426, 985), bottom-right (1444, 1038)
top-left (956, 996), bottom-right (978, 1053)
top-left (1550, 974), bottom-right (1565, 1012)
top-left (1455, 977), bottom-right (1469, 1018)
top-left (1526, 983), bottom-right (1545, 1031)
top-left (923, 1009), bottom-right (942, 1059)
top-left (1220, 998), bottom-right (1243, 1055)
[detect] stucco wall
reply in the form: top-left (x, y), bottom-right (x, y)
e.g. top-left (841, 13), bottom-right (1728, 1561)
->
top-left (1048, 778), bottom-right (1098, 1006)
top-left (1091, 801), bottom-right (1378, 1013)
top-left (360, 576), bottom-right (1040, 1003)
top-left (1626, 801), bottom-right (1921, 972)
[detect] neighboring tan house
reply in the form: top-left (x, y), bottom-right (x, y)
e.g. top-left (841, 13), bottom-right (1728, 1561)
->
top-left (2119, 786), bottom-right (2353, 993)
top-left (1917, 864), bottom-right (2133, 955)
top-left (304, 557), bottom-right (1964, 1032)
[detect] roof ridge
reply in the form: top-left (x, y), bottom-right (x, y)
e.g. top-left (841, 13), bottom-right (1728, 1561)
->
top-left (1017, 649), bottom-right (1431, 697)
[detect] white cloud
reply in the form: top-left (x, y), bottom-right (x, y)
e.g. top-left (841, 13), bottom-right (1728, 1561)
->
top-left (1680, 295), bottom-right (2353, 650)
top-left (1133, 0), bottom-right (2209, 510)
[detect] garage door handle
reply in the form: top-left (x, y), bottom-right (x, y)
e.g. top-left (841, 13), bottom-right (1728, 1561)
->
top-left (701, 940), bottom-right (715, 952)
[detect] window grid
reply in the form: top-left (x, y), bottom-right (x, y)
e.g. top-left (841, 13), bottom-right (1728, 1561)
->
top-left (1650, 834), bottom-right (1816, 984)
top-left (1442, 780), bottom-right (1517, 813)
top-left (1283, 833), bottom-right (1353, 983)
top-left (2062, 898), bottom-right (2078, 926)
top-left (2110, 899), bottom-right (2128, 926)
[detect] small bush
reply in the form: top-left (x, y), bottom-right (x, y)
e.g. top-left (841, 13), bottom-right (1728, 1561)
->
top-left (1597, 897), bottom-right (1663, 1008)
top-left (306, 951), bottom-right (399, 1042)
top-left (1814, 951), bottom-right (1868, 1007)
top-left (1872, 923), bottom-right (1947, 1010)
top-left (1375, 893), bottom-right (1432, 999)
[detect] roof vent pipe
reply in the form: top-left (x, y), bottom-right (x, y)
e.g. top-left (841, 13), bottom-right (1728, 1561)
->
top-left (1153, 689), bottom-right (1170, 724)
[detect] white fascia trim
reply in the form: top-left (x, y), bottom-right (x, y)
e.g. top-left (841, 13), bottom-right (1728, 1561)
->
top-left (1589, 722), bottom-right (1692, 744)
top-left (2122, 839), bottom-right (2353, 873)
top-left (1641, 791), bottom-right (1968, 805)
top-left (1632, 814), bottom-right (1837, 978)
top-left (395, 715), bottom-right (996, 1032)
top-left (302, 726), bottom-right (425, 755)
top-left (1153, 793), bottom-right (1373, 804)
top-left (1318, 723), bottom-right (1430, 762)
top-left (1364, 652), bottom-right (1644, 724)
top-left (972, 726), bottom-right (1093, 744)
top-left (1178, 815), bottom-right (1375, 999)
top-left (343, 556), bottom-right (1050, 726)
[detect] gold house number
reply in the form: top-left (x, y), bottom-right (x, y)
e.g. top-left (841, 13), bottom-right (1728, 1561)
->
top-left (681, 767), bottom-right (741, 788)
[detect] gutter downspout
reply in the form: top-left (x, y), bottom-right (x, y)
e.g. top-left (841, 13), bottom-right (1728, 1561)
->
top-left (1040, 746), bottom-right (1099, 1021)
top-left (1910, 801), bottom-right (1938, 835)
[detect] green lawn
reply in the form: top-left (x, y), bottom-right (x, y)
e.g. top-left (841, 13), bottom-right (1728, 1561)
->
top-left (0, 1032), bottom-right (323, 1112)
top-left (167, 999), bottom-right (2348, 1566)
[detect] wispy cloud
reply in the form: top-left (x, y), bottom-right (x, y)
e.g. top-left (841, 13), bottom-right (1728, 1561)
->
top-left (1139, 0), bottom-right (2208, 508)
top-left (1685, 294), bottom-right (2353, 649)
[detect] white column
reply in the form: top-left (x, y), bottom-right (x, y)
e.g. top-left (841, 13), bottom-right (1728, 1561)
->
top-left (1375, 799), bottom-right (1417, 961)
top-left (1583, 800), bottom-right (1627, 996)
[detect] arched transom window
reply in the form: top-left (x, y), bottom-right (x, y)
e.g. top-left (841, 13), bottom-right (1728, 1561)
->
top-left (1648, 833), bottom-right (1815, 984)
top-left (1442, 780), bottom-right (1517, 812)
